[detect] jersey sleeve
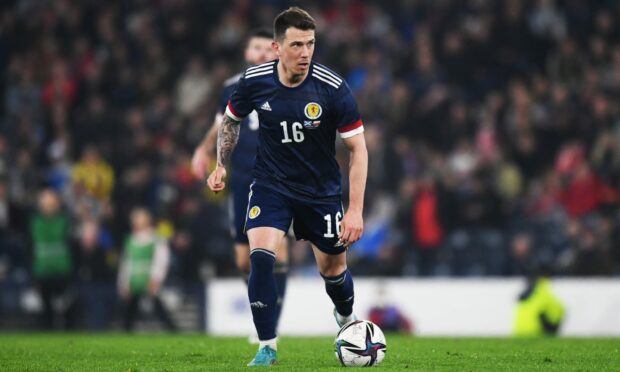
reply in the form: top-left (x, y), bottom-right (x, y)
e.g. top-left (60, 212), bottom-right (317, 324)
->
top-left (225, 75), bottom-right (253, 121)
top-left (334, 83), bottom-right (364, 138)
top-left (217, 84), bottom-right (232, 115)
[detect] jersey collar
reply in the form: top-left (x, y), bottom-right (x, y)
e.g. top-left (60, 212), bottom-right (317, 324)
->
top-left (273, 59), bottom-right (313, 90)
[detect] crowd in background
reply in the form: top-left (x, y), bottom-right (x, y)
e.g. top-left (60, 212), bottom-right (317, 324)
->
top-left (1, 0), bottom-right (620, 327)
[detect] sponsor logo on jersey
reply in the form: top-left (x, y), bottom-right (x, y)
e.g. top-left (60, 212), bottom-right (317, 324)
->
top-left (304, 102), bottom-right (322, 120)
top-left (334, 239), bottom-right (346, 248)
top-left (303, 120), bottom-right (321, 129)
top-left (248, 206), bottom-right (261, 219)
top-left (260, 101), bottom-right (272, 111)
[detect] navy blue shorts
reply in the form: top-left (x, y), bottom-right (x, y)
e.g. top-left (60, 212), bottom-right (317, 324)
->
top-left (244, 181), bottom-right (346, 255)
top-left (229, 178), bottom-right (253, 244)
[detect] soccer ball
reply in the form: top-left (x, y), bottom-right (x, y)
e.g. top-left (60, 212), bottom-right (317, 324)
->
top-left (334, 320), bottom-right (387, 367)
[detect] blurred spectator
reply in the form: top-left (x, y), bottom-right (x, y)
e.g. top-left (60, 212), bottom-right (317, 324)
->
top-left (41, 59), bottom-right (77, 108)
top-left (71, 145), bottom-right (114, 202)
top-left (118, 208), bottom-right (175, 331)
top-left (563, 218), bottom-right (614, 276)
top-left (0, 179), bottom-right (28, 271)
top-left (76, 219), bottom-right (117, 330)
top-left (410, 174), bottom-right (445, 276)
top-left (367, 283), bottom-right (413, 334)
top-left (513, 265), bottom-right (565, 337)
top-left (505, 233), bottom-right (536, 276)
top-left (0, 0), bottom-right (617, 307)
top-left (175, 56), bottom-right (211, 118)
top-left (30, 189), bottom-right (77, 329)
top-left (558, 163), bottom-right (605, 218)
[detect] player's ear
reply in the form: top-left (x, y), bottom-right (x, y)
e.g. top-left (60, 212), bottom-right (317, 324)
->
top-left (272, 41), bottom-right (280, 56)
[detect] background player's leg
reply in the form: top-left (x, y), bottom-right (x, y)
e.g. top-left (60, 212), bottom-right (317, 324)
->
top-left (231, 184), bottom-right (252, 284)
top-left (273, 238), bottom-right (289, 329)
top-left (247, 227), bottom-right (285, 350)
top-left (234, 243), bottom-right (251, 283)
top-left (312, 245), bottom-right (356, 325)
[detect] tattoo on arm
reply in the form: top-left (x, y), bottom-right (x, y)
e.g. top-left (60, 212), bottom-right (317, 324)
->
top-left (217, 115), bottom-right (240, 167)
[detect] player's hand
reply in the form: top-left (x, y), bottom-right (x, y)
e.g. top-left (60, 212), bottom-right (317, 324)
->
top-left (207, 165), bottom-right (227, 193)
top-left (339, 209), bottom-right (363, 246)
top-left (191, 146), bottom-right (211, 180)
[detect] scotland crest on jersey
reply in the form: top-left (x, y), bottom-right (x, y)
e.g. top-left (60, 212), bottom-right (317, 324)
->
top-left (303, 102), bottom-right (322, 129)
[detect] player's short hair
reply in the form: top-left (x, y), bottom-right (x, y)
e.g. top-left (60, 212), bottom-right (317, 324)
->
top-left (273, 7), bottom-right (316, 41)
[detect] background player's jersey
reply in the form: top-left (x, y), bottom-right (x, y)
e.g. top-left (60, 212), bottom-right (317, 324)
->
top-left (226, 60), bottom-right (363, 202)
top-left (217, 73), bottom-right (259, 186)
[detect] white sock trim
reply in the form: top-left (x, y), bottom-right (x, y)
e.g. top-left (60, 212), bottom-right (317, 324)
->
top-left (259, 338), bottom-right (277, 351)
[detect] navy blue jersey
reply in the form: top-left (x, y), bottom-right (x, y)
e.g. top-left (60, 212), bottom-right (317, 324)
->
top-left (217, 73), bottom-right (260, 186)
top-left (225, 60), bottom-right (364, 201)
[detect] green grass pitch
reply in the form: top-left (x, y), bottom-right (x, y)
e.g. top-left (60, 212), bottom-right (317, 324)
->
top-left (1, 334), bottom-right (619, 371)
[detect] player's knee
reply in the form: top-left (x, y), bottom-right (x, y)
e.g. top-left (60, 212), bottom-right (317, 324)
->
top-left (319, 263), bottom-right (347, 278)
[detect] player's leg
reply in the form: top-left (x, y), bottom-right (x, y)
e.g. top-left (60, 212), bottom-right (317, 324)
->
top-left (246, 227), bottom-right (285, 344)
top-left (293, 200), bottom-right (356, 328)
top-left (234, 243), bottom-right (251, 282)
top-left (244, 182), bottom-right (293, 366)
top-left (230, 183), bottom-right (252, 281)
top-left (246, 227), bottom-right (284, 366)
top-left (232, 180), bottom-right (288, 336)
top-left (312, 246), bottom-right (357, 327)
top-left (235, 239), bottom-right (288, 340)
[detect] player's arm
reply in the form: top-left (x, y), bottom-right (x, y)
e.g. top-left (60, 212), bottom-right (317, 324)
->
top-left (206, 73), bottom-right (251, 192)
top-left (206, 113), bottom-right (241, 192)
top-left (193, 79), bottom-right (236, 180)
top-left (334, 80), bottom-right (367, 246)
top-left (217, 114), bottom-right (241, 167)
top-left (340, 133), bottom-right (368, 246)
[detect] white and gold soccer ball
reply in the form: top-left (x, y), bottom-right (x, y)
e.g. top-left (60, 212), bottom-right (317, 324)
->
top-left (334, 320), bottom-right (387, 367)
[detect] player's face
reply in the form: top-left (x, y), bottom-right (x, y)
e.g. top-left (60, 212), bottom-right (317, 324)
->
top-left (275, 27), bottom-right (315, 75)
top-left (245, 37), bottom-right (276, 66)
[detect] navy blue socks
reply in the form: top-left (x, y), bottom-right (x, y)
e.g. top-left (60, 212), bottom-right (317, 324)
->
top-left (322, 269), bottom-right (354, 317)
top-left (248, 249), bottom-right (278, 341)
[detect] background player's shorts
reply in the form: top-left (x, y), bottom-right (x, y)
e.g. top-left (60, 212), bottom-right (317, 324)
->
top-left (244, 181), bottom-right (346, 255)
top-left (229, 179), bottom-right (252, 244)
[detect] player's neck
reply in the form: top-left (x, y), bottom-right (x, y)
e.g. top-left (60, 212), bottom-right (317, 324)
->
top-left (277, 61), bottom-right (308, 88)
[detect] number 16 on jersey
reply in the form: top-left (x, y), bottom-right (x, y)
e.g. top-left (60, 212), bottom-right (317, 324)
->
top-left (280, 121), bottom-right (305, 143)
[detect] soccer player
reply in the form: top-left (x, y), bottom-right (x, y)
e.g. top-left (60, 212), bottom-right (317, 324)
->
top-left (191, 30), bottom-right (289, 338)
top-left (207, 7), bottom-right (368, 366)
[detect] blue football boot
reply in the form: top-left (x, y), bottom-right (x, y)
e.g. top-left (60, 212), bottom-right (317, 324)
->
top-left (247, 345), bottom-right (277, 367)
